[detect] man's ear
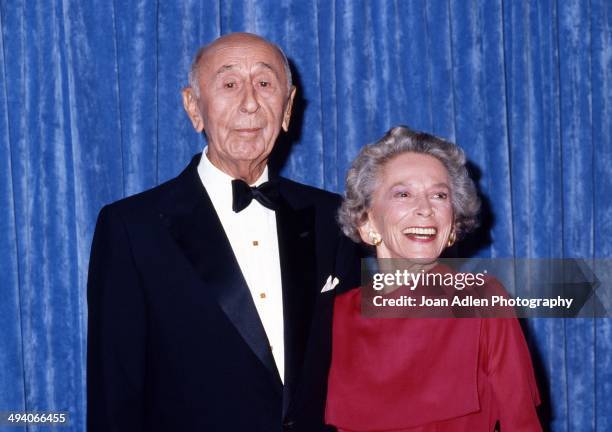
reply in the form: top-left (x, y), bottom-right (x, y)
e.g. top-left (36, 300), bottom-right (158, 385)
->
top-left (182, 87), bottom-right (204, 132)
top-left (281, 86), bottom-right (297, 132)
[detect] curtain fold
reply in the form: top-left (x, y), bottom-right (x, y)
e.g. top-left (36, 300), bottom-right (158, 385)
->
top-left (0, 1), bottom-right (609, 430)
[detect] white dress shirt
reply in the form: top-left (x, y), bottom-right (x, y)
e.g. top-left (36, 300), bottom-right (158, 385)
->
top-left (197, 148), bottom-right (285, 381)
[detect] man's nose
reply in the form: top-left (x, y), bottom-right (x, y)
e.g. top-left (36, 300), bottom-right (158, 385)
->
top-left (239, 83), bottom-right (260, 114)
top-left (414, 195), bottom-right (434, 217)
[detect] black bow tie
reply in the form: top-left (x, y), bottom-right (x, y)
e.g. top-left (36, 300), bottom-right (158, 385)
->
top-left (231, 179), bottom-right (281, 212)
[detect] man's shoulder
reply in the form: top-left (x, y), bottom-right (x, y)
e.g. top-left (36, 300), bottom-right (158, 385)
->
top-left (103, 176), bottom-right (180, 214)
top-left (278, 177), bottom-right (341, 210)
top-left (99, 165), bottom-right (343, 219)
top-left (100, 154), bottom-right (201, 218)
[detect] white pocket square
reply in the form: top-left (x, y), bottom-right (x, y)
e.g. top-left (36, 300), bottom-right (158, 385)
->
top-left (321, 275), bottom-right (340, 293)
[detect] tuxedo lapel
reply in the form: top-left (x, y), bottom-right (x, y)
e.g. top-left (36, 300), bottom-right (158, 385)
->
top-left (275, 183), bottom-right (318, 415)
top-left (158, 156), bottom-right (282, 391)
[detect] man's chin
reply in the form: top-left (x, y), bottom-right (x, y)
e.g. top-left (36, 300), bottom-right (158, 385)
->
top-left (227, 140), bottom-right (272, 159)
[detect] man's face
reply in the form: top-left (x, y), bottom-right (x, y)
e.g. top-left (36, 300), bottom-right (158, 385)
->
top-left (183, 34), bottom-right (295, 178)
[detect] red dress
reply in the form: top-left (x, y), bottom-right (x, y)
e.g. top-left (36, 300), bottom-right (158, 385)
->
top-left (325, 284), bottom-right (542, 431)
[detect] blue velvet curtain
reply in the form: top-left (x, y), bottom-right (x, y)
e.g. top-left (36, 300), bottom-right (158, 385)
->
top-left (1, 1), bottom-right (610, 430)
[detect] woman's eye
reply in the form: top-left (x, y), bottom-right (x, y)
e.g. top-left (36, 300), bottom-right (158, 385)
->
top-left (433, 192), bottom-right (448, 199)
top-left (395, 191), bottom-right (410, 198)
top-left (224, 82), bottom-right (236, 89)
top-left (259, 81), bottom-right (270, 87)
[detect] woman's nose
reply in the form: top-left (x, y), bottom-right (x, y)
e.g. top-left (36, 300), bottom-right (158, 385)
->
top-left (414, 195), bottom-right (433, 217)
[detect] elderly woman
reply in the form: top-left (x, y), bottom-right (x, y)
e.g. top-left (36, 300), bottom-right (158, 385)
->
top-left (325, 126), bottom-right (541, 431)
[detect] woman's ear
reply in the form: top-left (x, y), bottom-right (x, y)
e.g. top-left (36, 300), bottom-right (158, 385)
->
top-left (447, 223), bottom-right (457, 248)
top-left (357, 221), bottom-right (371, 245)
top-left (357, 217), bottom-right (380, 246)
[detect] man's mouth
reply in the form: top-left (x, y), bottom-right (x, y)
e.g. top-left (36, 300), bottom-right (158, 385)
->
top-left (402, 226), bottom-right (437, 242)
top-left (234, 127), bottom-right (262, 134)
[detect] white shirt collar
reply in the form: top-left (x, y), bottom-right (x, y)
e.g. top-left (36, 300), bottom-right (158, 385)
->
top-left (198, 147), bottom-right (269, 185)
top-left (197, 146), bottom-right (269, 209)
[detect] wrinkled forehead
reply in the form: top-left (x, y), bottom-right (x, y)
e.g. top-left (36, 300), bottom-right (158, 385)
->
top-left (381, 152), bottom-right (451, 184)
top-left (199, 37), bottom-right (286, 78)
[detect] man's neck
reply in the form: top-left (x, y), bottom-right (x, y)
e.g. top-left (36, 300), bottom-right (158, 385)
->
top-left (206, 152), bottom-right (267, 185)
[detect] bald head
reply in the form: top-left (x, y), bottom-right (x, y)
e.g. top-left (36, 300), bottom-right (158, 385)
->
top-left (188, 32), bottom-right (292, 97)
top-left (181, 31), bottom-right (297, 184)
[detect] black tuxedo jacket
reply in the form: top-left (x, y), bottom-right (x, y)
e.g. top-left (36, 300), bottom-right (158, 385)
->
top-left (87, 154), bottom-right (360, 432)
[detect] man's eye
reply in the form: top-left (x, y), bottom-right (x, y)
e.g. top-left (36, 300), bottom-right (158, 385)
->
top-left (224, 82), bottom-right (236, 89)
top-left (433, 192), bottom-right (448, 199)
top-left (395, 191), bottom-right (410, 198)
top-left (259, 81), bottom-right (270, 87)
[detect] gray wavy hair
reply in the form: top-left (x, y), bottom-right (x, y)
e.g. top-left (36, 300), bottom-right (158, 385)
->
top-left (339, 125), bottom-right (480, 243)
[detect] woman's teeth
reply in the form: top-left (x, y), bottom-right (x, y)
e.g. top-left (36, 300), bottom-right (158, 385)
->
top-left (403, 227), bottom-right (437, 236)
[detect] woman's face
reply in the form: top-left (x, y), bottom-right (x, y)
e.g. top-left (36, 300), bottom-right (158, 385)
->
top-left (360, 152), bottom-right (454, 262)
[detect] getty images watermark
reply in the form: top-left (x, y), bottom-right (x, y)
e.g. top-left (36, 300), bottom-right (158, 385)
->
top-left (360, 259), bottom-right (611, 318)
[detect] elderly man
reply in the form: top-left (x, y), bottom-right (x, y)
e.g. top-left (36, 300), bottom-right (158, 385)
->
top-left (87, 32), bottom-right (359, 432)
